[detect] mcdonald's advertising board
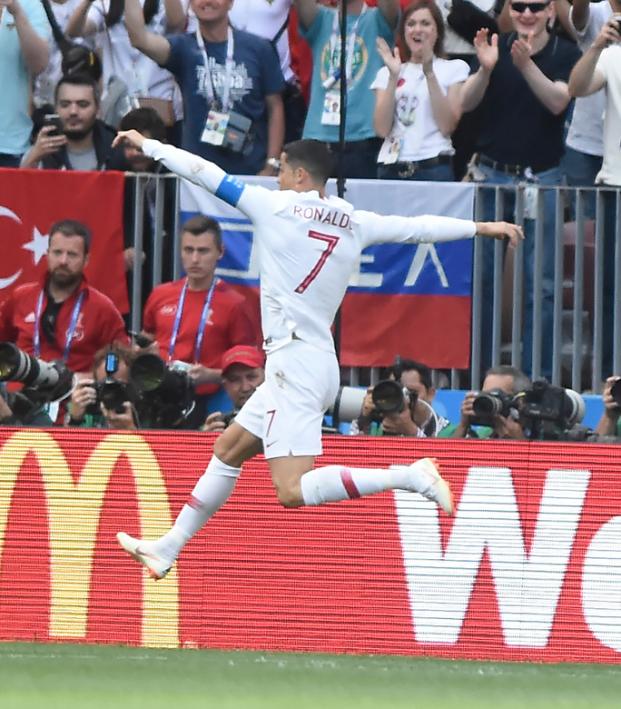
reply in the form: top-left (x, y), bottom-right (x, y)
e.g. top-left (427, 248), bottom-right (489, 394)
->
top-left (0, 429), bottom-right (620, 664)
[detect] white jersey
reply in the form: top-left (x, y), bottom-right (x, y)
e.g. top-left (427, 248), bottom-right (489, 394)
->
top-left (143, 140), bottom-right (477, 354)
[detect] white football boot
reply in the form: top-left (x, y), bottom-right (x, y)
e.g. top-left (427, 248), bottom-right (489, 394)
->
top-left (391, 457), bottom-right (454, 515)
top-left (116, 532), bottom-right (172, 580)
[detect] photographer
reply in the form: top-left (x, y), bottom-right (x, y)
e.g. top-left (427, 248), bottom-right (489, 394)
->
top-left (66, 343), bottom-right (138, 429)
top-left (449, 365), bottom-right (531, 439)
top-left (594, 376), bottom-right (621, 438)
top-left (351, 359), bottom-right (447, 437)
top-left (202, 345), bottom-right (265, 433)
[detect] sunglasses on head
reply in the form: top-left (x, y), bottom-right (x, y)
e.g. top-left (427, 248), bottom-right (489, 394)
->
top-left (510, 1), bottom-right (550, 12)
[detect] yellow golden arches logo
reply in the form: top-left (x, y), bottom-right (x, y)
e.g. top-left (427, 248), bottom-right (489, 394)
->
top-left (0, 430), bottom-right (179, 648)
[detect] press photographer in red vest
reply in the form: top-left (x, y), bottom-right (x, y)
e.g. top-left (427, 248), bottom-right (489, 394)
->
top-left (0, 219), bottom-right (128, 375)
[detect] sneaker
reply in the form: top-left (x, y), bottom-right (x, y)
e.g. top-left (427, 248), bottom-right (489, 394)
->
top-left (393, 457), bottom-right (454, 515)
top-left (116, 532), bottom-right (172, 580)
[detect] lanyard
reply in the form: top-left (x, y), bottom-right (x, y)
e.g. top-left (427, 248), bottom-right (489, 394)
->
top-left (327, 3), bottom-right (367, 87)
top-left (168, 278), bottom-right (218, 364)
top-left (196, 25), bottom-right (235, 112)
top-left (33, 288), bottom-right (86, 362)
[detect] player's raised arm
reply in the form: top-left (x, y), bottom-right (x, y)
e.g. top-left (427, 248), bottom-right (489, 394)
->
top-left (356, 210), bottom-right (523, 249)
top-left (113, 131), bottom-right (268, 215)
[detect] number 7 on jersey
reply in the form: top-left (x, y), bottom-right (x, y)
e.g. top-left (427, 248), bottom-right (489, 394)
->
top-left (295, 230), bottom-right (340, 294)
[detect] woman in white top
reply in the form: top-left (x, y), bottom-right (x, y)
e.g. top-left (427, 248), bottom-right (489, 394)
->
top-left (66, 0), bottom-right (186, 127)
top-left (372, 0), bottom-right (469, 181)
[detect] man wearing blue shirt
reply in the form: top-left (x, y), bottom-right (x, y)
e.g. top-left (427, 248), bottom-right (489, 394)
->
top-left (124, 0), bottom-right (285, 176)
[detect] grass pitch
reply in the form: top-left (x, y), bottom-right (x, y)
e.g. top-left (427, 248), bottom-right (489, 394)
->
top-left (0, 642), bottom-right (619, 709)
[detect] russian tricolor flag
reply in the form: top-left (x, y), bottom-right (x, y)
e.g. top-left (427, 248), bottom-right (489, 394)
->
top-left (180, 177), bottom-right (474, 369)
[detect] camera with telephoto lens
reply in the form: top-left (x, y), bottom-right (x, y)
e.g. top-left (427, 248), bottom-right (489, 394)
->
top-left (370, 379), bottom-right (414, 422)
top-left (513, 379), bottom-right (586, 440)
top-left (0, 342), bottom-right (74, 422)
top-left (129, 353), bottom-right (195, 428)
top-left (470, 388), bottom-right (516, 426)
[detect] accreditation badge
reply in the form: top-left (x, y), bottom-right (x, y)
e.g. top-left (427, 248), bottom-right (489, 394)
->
top-left (378, 133), bottom-right (402, 165)
top-left (201, 110), bottom-right (230, 146)
top-left (321, 90), bottom-right (342, 126)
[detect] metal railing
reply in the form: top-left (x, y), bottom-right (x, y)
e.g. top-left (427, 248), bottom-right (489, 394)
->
top-left (124, 174), bottom-right (621, 392)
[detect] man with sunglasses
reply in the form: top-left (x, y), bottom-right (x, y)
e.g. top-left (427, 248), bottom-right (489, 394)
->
top-left (459, 1), bottom-right (581, 381)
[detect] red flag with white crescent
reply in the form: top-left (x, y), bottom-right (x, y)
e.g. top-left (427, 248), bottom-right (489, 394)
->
top-left (0, 169), bottom-right (128, 312)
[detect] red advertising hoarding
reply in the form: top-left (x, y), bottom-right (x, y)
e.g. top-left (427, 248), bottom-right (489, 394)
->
top-left (0, 429), bottom-right (619, 663)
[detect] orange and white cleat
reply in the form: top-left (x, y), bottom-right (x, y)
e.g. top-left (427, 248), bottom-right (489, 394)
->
top-left (116, 532), bottom-right (172, 580)
top-left (393, 457), bottom-right (454, 515)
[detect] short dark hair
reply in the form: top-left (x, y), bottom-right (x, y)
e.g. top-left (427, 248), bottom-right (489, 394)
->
top-left (484, 365), bottom-right (531, 394)
top-left (283, 140), bottom-right (334, 185)
top-left (392, 358), bottom-right (433, 390)
top-left (55, 73), bottom-right (100, 105)
top-left (48, 219), bottom-right (91, 255)
top-left (181, 215), bottom-right (223, 250)
top-left (119, 107), bottom-right (167, 142)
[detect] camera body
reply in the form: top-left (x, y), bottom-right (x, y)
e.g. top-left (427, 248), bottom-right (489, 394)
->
top-left (129, 353), bottom-right (195, 428)
top-left (514, 379), bottom-right (585, 440)
top-left (469, 379), bottom-right (585, 440)
top-left (471, 388), bottom-right (515, 426)
top-left (85, 351), bottom-right (134, 416)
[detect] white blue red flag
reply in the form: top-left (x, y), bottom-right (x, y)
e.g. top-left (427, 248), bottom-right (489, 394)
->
top-left (180, 177), bottom-right (474, 368)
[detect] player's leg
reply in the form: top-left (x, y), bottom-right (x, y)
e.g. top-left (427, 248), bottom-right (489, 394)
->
top-left (117, 405), bottom-right (264, 579)
top-left (268, 454), bottom-right (453, 514)
top-left (264, 343), bottom-right (453, 513)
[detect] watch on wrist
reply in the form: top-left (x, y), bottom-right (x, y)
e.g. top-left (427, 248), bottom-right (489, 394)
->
top-left (266, 157), bottom-right (280, 170)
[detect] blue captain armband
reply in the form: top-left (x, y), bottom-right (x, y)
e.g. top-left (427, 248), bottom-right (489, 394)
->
top-left (215, 174), bottom-right (246, 207)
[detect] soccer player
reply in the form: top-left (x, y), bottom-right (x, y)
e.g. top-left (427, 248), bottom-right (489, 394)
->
top-left (113, 130), bottom-right (523, 580)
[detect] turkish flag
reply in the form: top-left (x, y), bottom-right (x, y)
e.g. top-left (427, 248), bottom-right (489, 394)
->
top-left (0, 169), bottom-right (128, 313)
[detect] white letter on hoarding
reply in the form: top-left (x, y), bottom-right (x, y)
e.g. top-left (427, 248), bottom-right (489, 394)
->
top-left (582, 516), bottom-right (621, 652)
top-left (395, 467), bottom-right (590, 646)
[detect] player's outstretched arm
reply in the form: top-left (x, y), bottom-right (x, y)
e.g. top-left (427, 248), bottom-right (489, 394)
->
top-left (113, 130), bottom-right (229, 195)
top-left (474, 221), bottom-right (524, 248)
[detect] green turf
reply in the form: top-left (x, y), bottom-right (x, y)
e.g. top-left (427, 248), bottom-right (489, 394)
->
top-left (0, 642), bottom-right (619, 709)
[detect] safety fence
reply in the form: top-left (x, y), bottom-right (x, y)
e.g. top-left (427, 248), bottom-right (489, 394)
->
top-left (123, 174), bottom-right (621, 390)
top-left (1, 427), bottom-right (619, 663)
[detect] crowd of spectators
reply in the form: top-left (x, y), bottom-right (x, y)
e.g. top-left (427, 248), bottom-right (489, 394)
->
top-left (1, 0), bottom-right (620, 438)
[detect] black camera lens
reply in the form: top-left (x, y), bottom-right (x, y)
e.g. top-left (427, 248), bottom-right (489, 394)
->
top-left (372, 380), bottom-right (407, 415)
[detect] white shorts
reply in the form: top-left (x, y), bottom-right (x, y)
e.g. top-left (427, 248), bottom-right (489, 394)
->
top-left (235, 340), bottom-right (339, 459)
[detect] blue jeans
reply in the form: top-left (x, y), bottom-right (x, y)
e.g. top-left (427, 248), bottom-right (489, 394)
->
top-left (559, 146), bottom-right (602, 219)
top-left (377, 161), bottom-right (454, 182)
top-left (330, 138), bottom-right (383, 179)
top-left (477, 163), bottom-right (561, 380)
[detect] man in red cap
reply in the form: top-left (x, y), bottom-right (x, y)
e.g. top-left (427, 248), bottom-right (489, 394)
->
top-left (202, 345), bottom-right (265, 433)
